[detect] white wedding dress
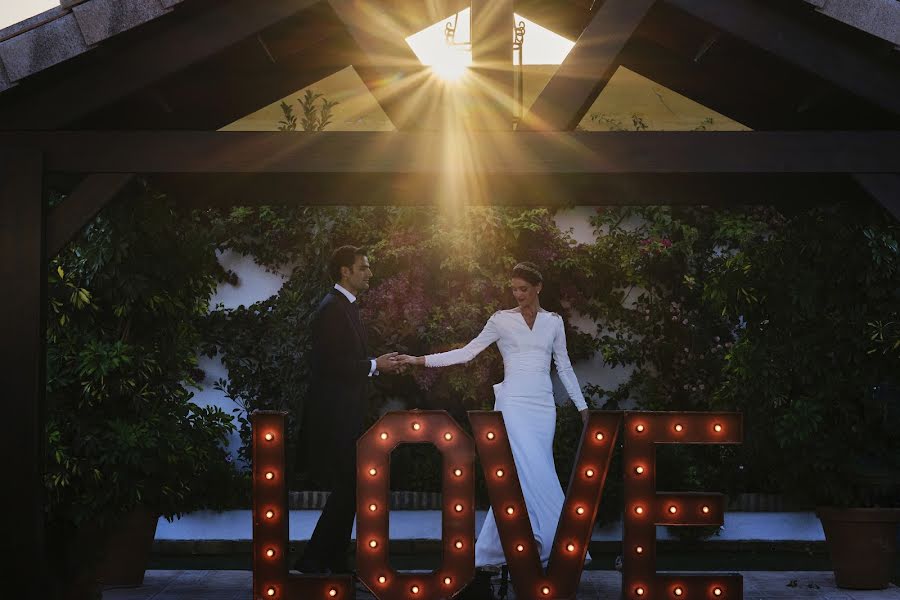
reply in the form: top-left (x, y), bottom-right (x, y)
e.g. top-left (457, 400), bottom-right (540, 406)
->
top-left (424, 309), bottom-right (590, 567)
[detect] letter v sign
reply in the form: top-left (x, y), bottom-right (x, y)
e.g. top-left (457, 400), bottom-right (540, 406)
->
top-left (469, 411), bottom-right (623, 600)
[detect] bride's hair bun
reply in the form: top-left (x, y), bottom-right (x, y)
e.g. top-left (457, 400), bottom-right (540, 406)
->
top-left (512, 261), bottom-right (543, 286)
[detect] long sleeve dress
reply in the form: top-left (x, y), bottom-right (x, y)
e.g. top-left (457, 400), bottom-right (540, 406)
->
top-left (424, 309), bottom-right (590, 567)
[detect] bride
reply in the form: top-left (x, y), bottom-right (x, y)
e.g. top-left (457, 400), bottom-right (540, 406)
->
top-left (397, 262), bottom-right (590, 568)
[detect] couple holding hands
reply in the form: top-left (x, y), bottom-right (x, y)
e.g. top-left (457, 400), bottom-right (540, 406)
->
top-left (297, 245), bottom-right (590, 578)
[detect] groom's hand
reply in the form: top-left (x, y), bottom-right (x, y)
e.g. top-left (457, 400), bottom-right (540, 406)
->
top-left (376, 352), bottom-right (401, 373)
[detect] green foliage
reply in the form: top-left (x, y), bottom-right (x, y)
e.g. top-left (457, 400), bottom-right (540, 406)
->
top-left (45, 181), bottom-right (242, 532)
top-left (709, 201), bottom-right (900, 507)
top-left (279, 89), bottom-right (340, 132)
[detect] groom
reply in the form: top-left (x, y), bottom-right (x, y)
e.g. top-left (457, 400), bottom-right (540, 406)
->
top-left (296, 245), bottom-right (402, 574)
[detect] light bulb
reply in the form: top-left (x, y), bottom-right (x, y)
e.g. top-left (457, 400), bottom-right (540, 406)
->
top-left (541, 587), bottom-right (550, 595)
top-left (516, 544), bottom-right (524, 552)
top-left (669, 506), bottom-right (678, 514)
top-left (713, 587), bottom-right (723, 596)
top-left (444, 577), bottom-right (452, 585)
top-left (506, 506), bottom-right (514, 515)
top-left (455, 540), bottom-right (463, 549)
top-left (267, 588), bottom-right (276, 597)
top-left (576, 507), bottom-right (585, 515)
top-left (674, 587), bottom-right (683, 596)
top-left (635, 466), bottom-right (644, 475)
top-left (674, 423), bottom-right (683, 432)
top-left (486, 432), bottom-right (495, 440)
top-left (329, 589), bottom-right (337, 597)
top-left (266, 548), bottom-right (275, 557)
top-left (454, 504), bottom-right (463, 512)
top-left (444, 432), bottom-right (453, 440)
top-left (702, 505), bottom-right (710, 514)
top-left (636, 587), bottom-right (645, 596)
top-left (714, 423), bottom-right (723, 432)
top-left (369, 504), bottom-right (377, 512)
top-left (378, 576), bottom-right (386, 584)
top-left (453, 468), bottom-right (463, 477)
top-left (380, 432), bottom-right (388, 440)
top-left (635, 506), bottom-right (644, 515)
top-left (585, 469), bottom-right (595, 478)
top-left (636, 424), bottom-right (645, 432)
top-left (636, 546), bottom-right (643, 554)
top-left (595, 432), bottom-right (604, 441)
top-left (411, 585), bottom-right (420, 594)
top-left (369, 468), bottom-right (377, 476)
top-left (265, 471), bottom-right (274, 480)
top-left (264, 432), bottom-right (274, 441)
top-left (265, 510), bottom-right (275, 519)
top-left (412, 422), bottom-right (420, 431)
top-left (496, 469), bottom-right (504, 477)
top-left (566, 543), bottom-right (575, 552)
top-left (369, 540), bottom-right (378, 548)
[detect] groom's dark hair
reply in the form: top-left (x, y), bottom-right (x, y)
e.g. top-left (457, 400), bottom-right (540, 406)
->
top-left (329, 245), bottom-right (367, 282)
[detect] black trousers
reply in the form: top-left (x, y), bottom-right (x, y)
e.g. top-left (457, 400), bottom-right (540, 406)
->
top-left (299, 448), bottom-right (357, 572)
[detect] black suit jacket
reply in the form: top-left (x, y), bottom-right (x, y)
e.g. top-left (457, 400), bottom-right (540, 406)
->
top-left (300, 289), bottom-right (374, 485)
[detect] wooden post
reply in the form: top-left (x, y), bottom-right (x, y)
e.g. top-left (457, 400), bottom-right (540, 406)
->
top-left (468, 0), bottom-right (514, 129)
top-left (0, 149), bottom-right (48, 594)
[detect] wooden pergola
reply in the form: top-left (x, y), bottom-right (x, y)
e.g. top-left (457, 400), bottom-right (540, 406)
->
top-left (2, 0), bottom-right (899, 594)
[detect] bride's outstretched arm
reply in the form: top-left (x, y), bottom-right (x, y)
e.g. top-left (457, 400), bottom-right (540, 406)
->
top-left (401, 314), bottom-right (500, 368)
top-left (551, 315), bottom-right (589, 411)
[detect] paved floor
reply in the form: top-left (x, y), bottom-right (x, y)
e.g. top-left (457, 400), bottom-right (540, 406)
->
top-left (103, 570), bottom-right (900, 599)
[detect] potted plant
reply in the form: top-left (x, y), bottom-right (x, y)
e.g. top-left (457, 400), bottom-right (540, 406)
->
top-left (45, 185), bottom-right (242, 598)
top-left (711, 201), bottom-right (900, 589)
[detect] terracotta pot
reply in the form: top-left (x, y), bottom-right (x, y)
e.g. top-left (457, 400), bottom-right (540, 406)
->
top-left (816, 506), bottom-right (900, 590)
top-left (97, 506), bottom-right (159, 586)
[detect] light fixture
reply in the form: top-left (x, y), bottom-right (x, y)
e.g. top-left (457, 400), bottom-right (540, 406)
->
top-left (635, 466), bottom-right (644, 475)
top-left (541, 586), bottom-right (550, 595)
top-left (378, 576), bottom-right (387, 584)
top-left (714, 423), bottom-right (723, 432)
top-left (266, 548), bottom-right (275, 558)
top-left (635, 506), bottom-right (644, 515)
top-left (265, 510), bottom-right (275, 519)
top-left (264, 432), bottom-right (274, 441)
top-left (496, 469), bottom-right (504, 477)
top-left (702, 505), bottom-right (710, 514)
top-left (486, 432), bottom-right (495, 440)
top-left (506, 506), bottom-right (515, 515)
top-left (576, 507), bottom-right (585, 515)
top-left (444, 432), bottom-right (453, 440)
top-left (267, 587), bottom-right (276, 597)
top-left (455, 504), bottom-right (463, 512)
top-left (674, 586), bottom-right (683, 596)
top-left (674, 424), bottom-right (683, 432)
top-left (369, 540), bottom-right (378, 548)
top-left (713, 587), bottom-right (723, 596)
top-left (585, 469), bottom-right (595, 478)
top-left (636, 424), bottom-right (645, 432)
top-left (369, 503), bottom-right (377, 512)
top-left (411, 585), bottom-right (420, 594)
top-left (444, 577), bottom-right (452, 585)
top-left (566, 543), bottom-right (575, 552)
top-left (380, 432), bottom-right (388, 440)
top-left (516, 544), bottom-right (524, 552)
top-left (636, 587), bottom-right (645, 596)
top-left (453, 468), bottom-right (463, 477)
top-left (455, 540), bottom-right (463, 549)
top-left (669, 505), bottom-right (678, 514)
top-left (329, 589), bottom-right (338, 597)
top-left (595, 432), bottom-right (604, 441)
top-left (636, 546), bottom-right (643, 554)
top-left (412, 422), bottom-right (421, 431)
top-left (265, 471), bottom-right (275, 480)
top-left (369, 468), bottom-right (377, 476)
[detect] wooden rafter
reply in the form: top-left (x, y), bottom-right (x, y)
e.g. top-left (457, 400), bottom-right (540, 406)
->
top-left (519, 0), bottom-right (657, 131)
top-left (47, 174), bottom-right (136, 257)
top-left (855, 174), bottom-right (900, 222)
top-left (1, 131), bottom-right (897, 174)
top-left (665, 0), bottom-right (900, 117)
top-left (0, 0), bottom-right (321, 129)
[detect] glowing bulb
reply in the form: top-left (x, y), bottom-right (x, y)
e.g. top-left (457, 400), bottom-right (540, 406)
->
top-left (713, 588), bottom-right (723, 596)
top-left (486, 432), bottom-right (495, 440)
top-left (636, 587), bottom-right (645, 596)
top-left (455, 540), bottom-right (463, 549)
top-left (566, 543), bottom-right (575, 552)
top-left (576, 507), bottom-right (585, 515)
top-left (444, 432), bottom-right (452, 440)
top-left (412, 422), bottom-right (421, 431)
top-left (369, 468), bottom-right (377, 476)
top-left (702, 505), bottom-right (710, 514)
top-left (329, 589), bottom-right (337, 597)
top-left (369, 540), bottom-right (378, 548)
top-left (674, 587), bottom-right (683, 596)
top-left (265, 510), bottom-right (275, 519)
top-left (636, 546), bottom-right (644, 554)
top-left (541, 587), bottom-right (550, 595)
top-left (635, 466), bottom-right (644, 475)
top-left (714, 423), bottom-right (723, 432)
top-left (636, 424), bottom-right (645, 432)
top-left (669, 505), bottom-right (678, 514)
top-left (585, 469), bottom-right (595, 478)
top-left (369, 504), bottom-right (377, 512)
top-left (380, 432), bottom-right (388, 440)
top-left (453, 468), bottom-right (463, 477)
top-left (595, 432), bottom-right (604, 441)
top-left (264, 432), bottom-right (274, 441)
top-left (496, 469), bottom-right (504, 477)
top-left (378, 576), bottom-right (386, 584)
top-left (266, 548), bottom-right (275, 557)
top-left (635, 506), bottom-right (644, 515)
top-left (454, 504), bottom-right (463, 512)
top-left (265, 471), bottom-right (275, 480)
top-left (506, 506), bottom-right (515, 515)
top-left (267, 588), bottom-right (276, 597)
top-left (411, 585), bottom-right (420, 594)
top-left (674, 424), bottom-right (683, 432)
top-left (444, 577), bottom-right (452, 585)
top-left (516, 544), bottom-right (525, 552)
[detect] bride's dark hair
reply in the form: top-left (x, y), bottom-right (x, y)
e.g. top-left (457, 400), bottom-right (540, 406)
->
top-left (512, 261), bottom-right (543, 286)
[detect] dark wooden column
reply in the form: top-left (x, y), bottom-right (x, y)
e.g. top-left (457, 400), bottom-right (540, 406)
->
top-left (468, 0), bottom-right (514, 129)
top-left (0, 150), bottom-right (47, 594)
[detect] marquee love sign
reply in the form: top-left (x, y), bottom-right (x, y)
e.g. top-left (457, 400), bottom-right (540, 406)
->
top-left (251, 409), bottom-right (743, 600)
